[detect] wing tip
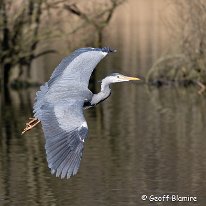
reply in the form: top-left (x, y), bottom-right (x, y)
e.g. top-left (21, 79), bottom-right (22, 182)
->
top-left (50, 167), bottom-right (79, 179)
top-left (75, 47), bottom-right (117, 54)
top-left (48, 144), bottom-right (83, 179)
top-left (101, 47), bottom-right (117, 53)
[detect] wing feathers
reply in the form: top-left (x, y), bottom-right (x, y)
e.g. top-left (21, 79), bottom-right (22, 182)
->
top-left (40, 101), bottom-right (88, 179)
top-left (34, 47), bottom-right (111, 179)
top-left (48, 48), bottom-right (108, 88)
top-left (56, 149), bottom-right (72, 177)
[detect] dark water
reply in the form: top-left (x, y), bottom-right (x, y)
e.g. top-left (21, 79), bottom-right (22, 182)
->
top-left (1, 0), bottom-right (206, 205)
top-left (1, 85), bottom-right (206, 206)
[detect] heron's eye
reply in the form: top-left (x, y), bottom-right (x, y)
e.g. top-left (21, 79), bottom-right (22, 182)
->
top-left (117, 75), bottom-right (120, 78)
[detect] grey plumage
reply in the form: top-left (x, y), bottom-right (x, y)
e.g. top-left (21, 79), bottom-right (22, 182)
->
top-left (34, 47), bottom-right (113, 179)
top-left (33, 47), bottom-right (139, 179)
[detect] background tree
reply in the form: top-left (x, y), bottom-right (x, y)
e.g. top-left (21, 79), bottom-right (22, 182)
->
top-left (0, 0), bottom-right (125, 90)
top-left (147, 0), bottom-right (206, 93)
top-left (64, 0), bottom-right (125, 47)
top-left (0, 0), bottom-right (63, 89)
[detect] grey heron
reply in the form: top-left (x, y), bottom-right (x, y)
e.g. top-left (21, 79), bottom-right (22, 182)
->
top-left (22, 47), bottom-right (140, 179)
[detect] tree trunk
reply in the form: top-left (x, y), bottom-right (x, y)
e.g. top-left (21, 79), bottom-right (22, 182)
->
top-left (1, 63), bottom-right (11, 105)
top-left (96, 30), bottom-right (103, 47)
top-left (3, 63), bottom-right (12, 88)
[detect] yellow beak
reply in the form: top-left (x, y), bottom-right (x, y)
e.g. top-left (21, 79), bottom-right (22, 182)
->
top-left (123, 76), bottom-right (141, 81)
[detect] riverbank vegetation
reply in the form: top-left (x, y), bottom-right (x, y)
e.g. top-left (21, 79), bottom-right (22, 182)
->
top-left (147, 0), bottom-right (206, 93)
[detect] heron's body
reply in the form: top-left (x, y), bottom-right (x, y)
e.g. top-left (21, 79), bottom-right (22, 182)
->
top-left (23, 47), bottom-right (140, 179)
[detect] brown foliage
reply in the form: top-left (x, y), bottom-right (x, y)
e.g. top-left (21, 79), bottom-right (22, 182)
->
top-left (0, 0), bottom-right (64, 87)
top-left (147, 0), bottom-right (206, 89)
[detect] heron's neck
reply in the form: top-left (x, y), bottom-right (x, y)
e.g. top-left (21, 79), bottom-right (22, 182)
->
top-left (101, 78), bottom-right (111, 92)
top-left (90, 79), bottom-right (111, 106)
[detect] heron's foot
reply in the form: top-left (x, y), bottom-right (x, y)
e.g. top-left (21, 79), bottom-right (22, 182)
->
top-left (21, 117), bottom-right (40, 135)
top-left (197, 81), bottom-right (206, 95)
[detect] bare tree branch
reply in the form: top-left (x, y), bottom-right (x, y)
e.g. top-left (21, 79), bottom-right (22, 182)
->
top-left (64, 0), bottom-right (126, 46)
top-left (33, 49), bottom-right (57, 59)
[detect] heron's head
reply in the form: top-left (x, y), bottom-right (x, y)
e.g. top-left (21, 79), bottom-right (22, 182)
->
top-left (105, 73), bottom-right (140, 84)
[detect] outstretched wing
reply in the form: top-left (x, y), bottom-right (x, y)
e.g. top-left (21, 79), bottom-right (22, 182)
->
top-left (48, 47), bottom-right (112, 89)
top-left (40, 99), bottom-right (88, 179)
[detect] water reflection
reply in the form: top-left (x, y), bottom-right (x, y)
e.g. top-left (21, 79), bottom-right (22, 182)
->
top-left (1, 85), bottom-right (206, 205)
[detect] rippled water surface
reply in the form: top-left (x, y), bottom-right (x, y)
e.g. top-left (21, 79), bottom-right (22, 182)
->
top-left (1, 85), bottom-right (206, 206)
top-left (1, 1), bottom-right (206, 204)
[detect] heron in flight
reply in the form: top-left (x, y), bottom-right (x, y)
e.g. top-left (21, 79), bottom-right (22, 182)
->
top-left (22, 47), bottom-right (140, 179)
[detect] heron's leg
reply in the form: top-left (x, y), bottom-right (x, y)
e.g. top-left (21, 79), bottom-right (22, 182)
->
top-left (21, 117), bottom-right (40, 135)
